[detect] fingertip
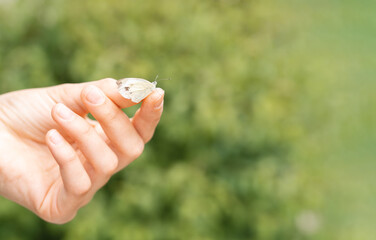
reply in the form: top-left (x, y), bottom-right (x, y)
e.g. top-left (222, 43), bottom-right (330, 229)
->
top-left (46, 129), bottom-right (64, 145)
top-left (154, 88), bottom-right (165, 96)
top-left (143, 88), bottom-right (165, 110)
top-left (153, 88), bottom-right (164, 110)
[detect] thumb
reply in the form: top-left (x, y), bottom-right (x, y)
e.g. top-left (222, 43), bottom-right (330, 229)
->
top-left (46, 78), bottom-right (137, 116)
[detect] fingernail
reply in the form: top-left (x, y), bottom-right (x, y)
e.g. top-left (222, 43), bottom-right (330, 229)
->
top-left (85, 86), bottom-right (105, 105)
top-left (56, 103), bottom-right (75, 120)
top-left (154, 89), bottom-right (164, 109)
top-left (49, 130), bottom-right (63, 145)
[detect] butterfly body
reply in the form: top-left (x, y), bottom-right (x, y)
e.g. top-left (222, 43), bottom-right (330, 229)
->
top-left (117, 78), bottom-right (157, 103)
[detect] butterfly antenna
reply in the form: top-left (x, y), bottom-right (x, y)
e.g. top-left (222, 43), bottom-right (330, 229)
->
top-left (156, 76), bottom-right (171, 82)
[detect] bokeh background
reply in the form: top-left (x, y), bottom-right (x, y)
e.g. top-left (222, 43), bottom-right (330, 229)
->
top-left (0, 0), bottom-right (375, 239)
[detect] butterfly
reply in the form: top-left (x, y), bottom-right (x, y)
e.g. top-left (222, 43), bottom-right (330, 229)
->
top-left (116, 78), bottom-right (157, 103)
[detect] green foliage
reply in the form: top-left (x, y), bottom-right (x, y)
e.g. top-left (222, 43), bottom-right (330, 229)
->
top-left (0, 0), bottom-right (374, 239)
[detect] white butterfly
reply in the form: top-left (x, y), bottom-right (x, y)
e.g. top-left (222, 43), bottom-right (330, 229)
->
top-left (116, 78), bottom-right (157, 103)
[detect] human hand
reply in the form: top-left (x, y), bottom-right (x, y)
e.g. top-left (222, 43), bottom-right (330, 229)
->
top-left (0, 78), bottom-right (164, 224)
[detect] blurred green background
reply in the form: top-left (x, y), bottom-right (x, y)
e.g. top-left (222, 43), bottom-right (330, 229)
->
top-left (0, 0), bottom-right (375, 239)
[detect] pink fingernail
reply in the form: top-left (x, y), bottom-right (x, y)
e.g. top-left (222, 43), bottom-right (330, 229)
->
top-left (49, 130), bottom-right (63, 145)
top-left (154, 89), bottom-right (164, 109)
top-left (56, 104), bottom-right (75, 120)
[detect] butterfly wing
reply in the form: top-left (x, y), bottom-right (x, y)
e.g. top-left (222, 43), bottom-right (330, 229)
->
top-left (118, 86), bottom-right (132, 99)
top-left (117, 78), bottom-right (157, 103)
top-left (130, 88), bottom-right (154, 103)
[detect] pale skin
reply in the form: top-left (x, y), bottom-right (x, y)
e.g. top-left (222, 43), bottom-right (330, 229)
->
top-left (0, 78), bottom-right (164, 224)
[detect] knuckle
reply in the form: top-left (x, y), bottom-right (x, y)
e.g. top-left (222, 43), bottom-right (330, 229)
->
top-left (80, 123), bottom-right (93, 137)
top-left (99, 154), bottom-right (118, 175)
top-left (128, 141), bottom-right (144, 159)
top-left (95, 104), bottom-right (119, 123)
top-left (71, 179), bottom-right (91, 196)
top-left (63, 151), bottom-right (77, 164)
top-left (61, 83), bottom-right (75, 97)
top-left (104, 108), bottom-right (119, 122)
top-left (150, 114), bottom-right (162, 123)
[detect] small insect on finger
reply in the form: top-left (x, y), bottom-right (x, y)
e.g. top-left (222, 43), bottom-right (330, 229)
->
top-left (116, 78), bottom-right (157, 103)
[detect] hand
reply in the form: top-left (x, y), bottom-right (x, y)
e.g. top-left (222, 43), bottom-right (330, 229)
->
top-left (0, 78), bottom-right (164, 224)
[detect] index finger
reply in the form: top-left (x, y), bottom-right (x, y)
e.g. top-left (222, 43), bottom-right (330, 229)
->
top-left (46, 78), bottom-right (137, 116)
